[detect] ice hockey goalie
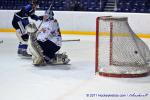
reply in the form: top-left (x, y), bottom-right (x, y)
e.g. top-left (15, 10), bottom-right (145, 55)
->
top-left (26, 10), bottom-right (70, 66)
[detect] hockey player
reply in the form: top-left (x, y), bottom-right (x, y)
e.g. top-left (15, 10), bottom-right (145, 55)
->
top-left (12, 0), bottom-right (43, 57)
top-left (26, 10), bottom-right (70, 66)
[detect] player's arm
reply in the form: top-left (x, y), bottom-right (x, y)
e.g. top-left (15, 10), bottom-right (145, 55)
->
top-left (30, 14), bottom-right (43, 21)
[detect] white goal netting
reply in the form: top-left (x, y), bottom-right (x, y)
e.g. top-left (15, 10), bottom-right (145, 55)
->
top-left (95, 16), bottom-right (150, 78)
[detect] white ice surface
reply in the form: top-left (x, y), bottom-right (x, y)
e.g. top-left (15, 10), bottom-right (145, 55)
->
top-left (0, 32), bottom-right (150, 100)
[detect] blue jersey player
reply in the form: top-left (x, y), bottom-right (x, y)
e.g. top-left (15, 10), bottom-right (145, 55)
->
top-left (12, 0), bottom-right (43, 57)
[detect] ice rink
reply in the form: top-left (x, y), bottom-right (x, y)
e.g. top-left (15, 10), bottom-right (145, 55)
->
top-left (0, 32), bottom-right (150, 100)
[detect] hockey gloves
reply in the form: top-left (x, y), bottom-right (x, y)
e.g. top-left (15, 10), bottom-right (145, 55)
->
top-left (21, 34), bottom-right (29, 41)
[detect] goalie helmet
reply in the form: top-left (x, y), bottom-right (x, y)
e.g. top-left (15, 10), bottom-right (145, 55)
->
top-left (45, 9), bottom-right (54, 20)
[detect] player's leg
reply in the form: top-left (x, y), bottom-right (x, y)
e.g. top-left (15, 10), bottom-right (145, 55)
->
top-left (16, 29), bottom-right (31, 57)
top-left (12, 17), bottom-right (31, 57)
top-left (38, 40), bottom-right (60, 58)
top-left (38, 40), bottom-right (70, 64)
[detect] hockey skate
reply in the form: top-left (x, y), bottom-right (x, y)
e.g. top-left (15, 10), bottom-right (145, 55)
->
top-left (18, 49), bottom-right (32, 58)
top-left (48, 52), bottom-right (70, 65)
top-left (22, 51), bottom-right (32, 57)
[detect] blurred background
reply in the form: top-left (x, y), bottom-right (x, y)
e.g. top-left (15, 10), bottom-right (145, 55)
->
top-left (0, 0), bottom-right (150, 13)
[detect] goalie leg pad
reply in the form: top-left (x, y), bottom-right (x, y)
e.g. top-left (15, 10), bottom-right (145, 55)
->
top-left (28, 32), bottom-right (46, 66)
top-left (49, 52), bottom-right (70, 64)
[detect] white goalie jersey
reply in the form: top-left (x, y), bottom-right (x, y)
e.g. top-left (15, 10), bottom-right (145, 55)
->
top-left (37, 19), bottom-right (62, 47)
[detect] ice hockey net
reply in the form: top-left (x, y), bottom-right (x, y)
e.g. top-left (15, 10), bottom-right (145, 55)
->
top-left (95, 16), bottom-right (150, 78)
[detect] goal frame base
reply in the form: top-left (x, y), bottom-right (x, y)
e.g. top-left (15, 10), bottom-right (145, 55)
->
top-left (97, 72), bottom-right (149, 78)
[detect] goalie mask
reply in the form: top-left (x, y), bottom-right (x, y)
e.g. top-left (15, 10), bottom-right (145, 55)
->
top-left (44, 10), bottom-right (54, 20)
